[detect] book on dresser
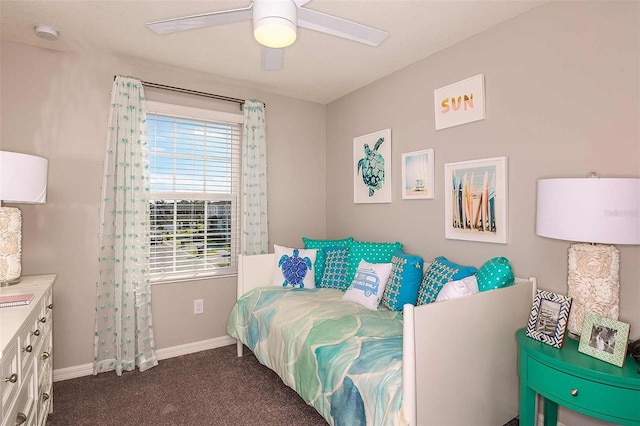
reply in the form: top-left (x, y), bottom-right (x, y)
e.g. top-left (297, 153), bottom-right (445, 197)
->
top-left (0, 292), bottom-right (34, 308)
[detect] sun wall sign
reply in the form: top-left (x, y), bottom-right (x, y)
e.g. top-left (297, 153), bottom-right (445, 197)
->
top-left (434, 74), bottom-right (485, 130)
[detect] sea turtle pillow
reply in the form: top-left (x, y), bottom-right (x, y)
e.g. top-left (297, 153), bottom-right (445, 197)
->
top-left (342, 260), bottom-right (393, 310)
top-left (272, 244), bottom-right (318, 289)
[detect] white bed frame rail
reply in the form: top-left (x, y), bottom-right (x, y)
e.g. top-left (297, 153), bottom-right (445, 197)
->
top-left (236, 254), bottom-right (536, 425)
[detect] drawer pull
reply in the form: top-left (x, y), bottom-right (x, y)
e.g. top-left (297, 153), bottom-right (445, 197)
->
top-left (32, 329), bottom-right (40, 337)
top-left (16, 412), bottom-right (27, 426)
top-left (39, 317), bottom-right (46, 323)
top-left (42, 351), bottom-right (51, 360)
top-left (47, 303), bottom-right (53, 310)
top-left (4, 373), bottom-right (17, 383)
top-left (23, 345), bottom-right (33, 353)
top-left (42, 392), bottom-right (50, 401)
top-left (570, 388), bottom-right (579, 397)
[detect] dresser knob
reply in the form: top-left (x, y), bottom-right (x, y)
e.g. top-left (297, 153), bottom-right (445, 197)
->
top-left (42, 392), bottom-right (50, 401)
top-left (39, 317), bottom-right (46, 323)
top-left (4, 373), bottom-right (17, 383)
top-left (16, 412), bottom-right (27, 425)
top-left (32, 330), bottom-right (40, 337)
top-left (570, 388), bottom-right (579, 397)
top-left (47, 303), bottom-right (53, 310)
top-left (42, 351), bottom-right (51, 360)
top-left (23, 345), bottom-right (33, 353)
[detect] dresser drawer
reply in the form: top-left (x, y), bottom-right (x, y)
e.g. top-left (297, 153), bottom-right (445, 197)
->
top-left (17, 316), bottom-right (38, 374)
top-left (528, 357), bottom-right (639, 421)
top-left (1, 358), bottom-right (36, 426)
top-left (1, 339), bottom-right (19, 416)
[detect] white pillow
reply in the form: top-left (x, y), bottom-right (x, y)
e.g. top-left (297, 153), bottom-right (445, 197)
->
top-left (343, 260), bottom-right (392, 310)
top-left (272, 244), bottom-right (318, 289)
top-left (435, 275), bottom-right (480, 302)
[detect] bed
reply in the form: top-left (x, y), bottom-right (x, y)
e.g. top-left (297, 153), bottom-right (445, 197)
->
top-left (226, 253), bottom-right (537, 425)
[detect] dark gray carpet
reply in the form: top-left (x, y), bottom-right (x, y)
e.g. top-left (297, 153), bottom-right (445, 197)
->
top-left (46, 345), bottom-right (327, 426)
top-left (46, 344), bottom-right (520, 426)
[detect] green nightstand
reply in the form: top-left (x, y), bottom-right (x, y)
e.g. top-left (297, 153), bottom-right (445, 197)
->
top-left (516, 328), bottom-right (640, 426)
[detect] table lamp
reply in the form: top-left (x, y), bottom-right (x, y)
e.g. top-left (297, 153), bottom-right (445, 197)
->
top-left (536, 175), bottom-right (640, 338)
top-left (0, 151), bottom-right (48, 286)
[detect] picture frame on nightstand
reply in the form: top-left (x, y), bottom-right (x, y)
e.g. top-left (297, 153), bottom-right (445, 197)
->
top-left (578, 312), bottom-right (630, 367)
top-left (525, 289), bottom-right (572, 348)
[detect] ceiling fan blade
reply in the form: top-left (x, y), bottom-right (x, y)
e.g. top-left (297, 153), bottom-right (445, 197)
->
top-left (261, 47), bottom-right (283, 71)
top-left (297, 7), bottom-right (388, 47)
top-left (147, 6), bottom-right (253, 34)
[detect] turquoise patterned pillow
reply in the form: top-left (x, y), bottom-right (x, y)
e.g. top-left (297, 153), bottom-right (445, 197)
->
top-left (476, 257), bottom-right (514, 291)
top-left (302, 237), bottom-right (353, 284)
top-left (346, 240), bottom-right (403, 285)
top-left (416, 257), bottom-right (477, 305)
top-left (319, 247), bottom-right (350, 290)
top-left (381, 251), bottom-right (424, 311)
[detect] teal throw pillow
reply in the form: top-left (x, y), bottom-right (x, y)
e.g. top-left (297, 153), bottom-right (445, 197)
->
top-left (302, 237), bottom-right (354, 284)
top-left (381, 251), bottom-right (424, 311)
top-left (319, 247), bottom-right (350, 290)
top-left (476, 257), bottom-right (514, 291)
top-left (346, 240), bottom-right (403, 285)
top-left (416, 256), bottom-right (477, 305)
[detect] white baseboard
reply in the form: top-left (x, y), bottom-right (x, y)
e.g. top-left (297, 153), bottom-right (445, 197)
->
top-left (538, 413), bottom-right (567, 426)
top-left (53, 335), bottom-right (236, 382)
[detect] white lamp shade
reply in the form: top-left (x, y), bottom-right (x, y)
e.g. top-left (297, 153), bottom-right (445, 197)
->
top-left (253, 0), bottom-right (297, 48)
top-left (536, 178), bottom-right (640, 245)
top-left (0, 151), bottom-right (48, 204)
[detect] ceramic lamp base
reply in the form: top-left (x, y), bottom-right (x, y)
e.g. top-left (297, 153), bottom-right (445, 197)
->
top-left (567, 243), bottom-right (619, 337)
top-left (0, 206), bottom-right (22, 283)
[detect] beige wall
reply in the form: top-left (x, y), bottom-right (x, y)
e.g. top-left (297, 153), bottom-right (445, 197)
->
top-left (0, 41), bottom-right (326, 370)
top-left (326, 2), bottom-right (638, 425)
top-left (1, 1), bottom-right (639, 424)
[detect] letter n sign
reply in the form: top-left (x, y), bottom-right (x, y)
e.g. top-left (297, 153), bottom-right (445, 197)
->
top-left (434, 74), bottom-right (486, 130)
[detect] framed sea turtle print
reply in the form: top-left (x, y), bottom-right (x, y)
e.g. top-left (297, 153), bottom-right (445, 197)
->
top-left (353, 129), bottom-right (392, 203)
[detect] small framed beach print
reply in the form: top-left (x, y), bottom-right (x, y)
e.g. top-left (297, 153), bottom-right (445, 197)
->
top-left (444, 156), bottom-right (507, 243)
top-left (526, 290), bottom-right (572, 349)
top-left (578, 313), bottom-right (630, 367)
top-left (402, 149), bottom-right (434, 200)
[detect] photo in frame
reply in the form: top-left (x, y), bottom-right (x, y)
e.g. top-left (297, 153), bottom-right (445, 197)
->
top-left (353, 129), bottom-right (392, 204)
top-left (525, 289), bottom-right (572, 348)
top-left (578, 312), bottom-right (630, 367)
top-left (434, 74), bottom-right (486, 130)
top-left (402, 149), bottom-right (434, 200)
top-left (444, 156), bottom-right (508, 243)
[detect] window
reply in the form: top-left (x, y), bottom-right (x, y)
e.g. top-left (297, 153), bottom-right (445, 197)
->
top-left (146, 101), bottom-right (242, 282)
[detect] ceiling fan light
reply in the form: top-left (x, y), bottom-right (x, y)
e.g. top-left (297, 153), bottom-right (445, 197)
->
top-left (254, 17), bottom-right (297, 48)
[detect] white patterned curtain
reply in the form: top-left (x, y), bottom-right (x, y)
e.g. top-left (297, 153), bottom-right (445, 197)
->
top-left (241, 99), bottom-right (269, 255)
top-left (93, 76), bottom-right (158, 375)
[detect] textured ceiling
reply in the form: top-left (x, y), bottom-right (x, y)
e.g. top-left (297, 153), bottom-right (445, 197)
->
top-left (0, 0), bottom-right (545, 104)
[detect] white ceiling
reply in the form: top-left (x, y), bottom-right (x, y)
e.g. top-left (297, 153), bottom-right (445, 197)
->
top-left (0, 0), bottom-right (545, 104)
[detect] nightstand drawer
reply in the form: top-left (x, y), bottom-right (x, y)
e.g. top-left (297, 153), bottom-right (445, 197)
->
top-left (528, 357), bottom-right (639, 421)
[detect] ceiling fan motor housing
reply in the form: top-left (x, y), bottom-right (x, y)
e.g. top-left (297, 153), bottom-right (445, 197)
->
top-left (253, 0), bottom-right (298, 48)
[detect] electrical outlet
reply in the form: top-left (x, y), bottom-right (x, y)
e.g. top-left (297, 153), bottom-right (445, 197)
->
top-left (194, 299), bottom-right (204, 314)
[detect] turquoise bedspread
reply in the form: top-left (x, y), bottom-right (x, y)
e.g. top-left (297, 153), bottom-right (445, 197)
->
top-left (226, 287), bottom-right (406, 426)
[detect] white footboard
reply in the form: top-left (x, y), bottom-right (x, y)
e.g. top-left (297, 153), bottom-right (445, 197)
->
top-left (403, 277), bottom-right (536, 426)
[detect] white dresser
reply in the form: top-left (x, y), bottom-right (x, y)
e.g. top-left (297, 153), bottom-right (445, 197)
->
top-left (0, 275), bottom-right (55, 426)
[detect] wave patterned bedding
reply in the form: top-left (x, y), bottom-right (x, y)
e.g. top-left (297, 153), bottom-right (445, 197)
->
top-left (226, 286), bottom-right (405, 426)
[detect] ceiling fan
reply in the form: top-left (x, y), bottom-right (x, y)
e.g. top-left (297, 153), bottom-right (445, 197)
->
top-left (146, 0), bottom-right (389, 70)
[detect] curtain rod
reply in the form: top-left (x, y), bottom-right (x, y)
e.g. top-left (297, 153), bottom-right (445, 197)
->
top-left (113, 76), bottom-right (265, 111)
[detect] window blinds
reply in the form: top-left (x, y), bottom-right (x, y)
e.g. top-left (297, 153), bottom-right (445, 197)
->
top-left (146, 109), bottom-right (241, 281)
